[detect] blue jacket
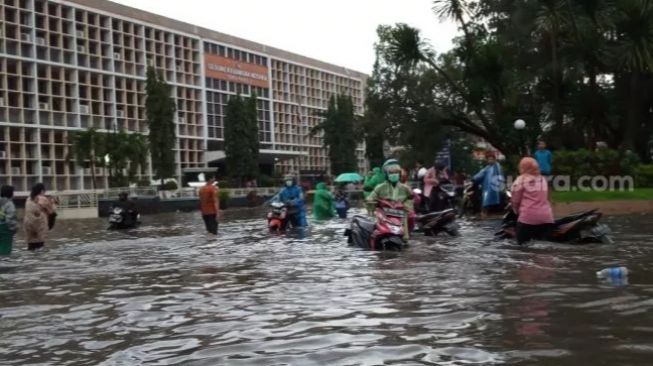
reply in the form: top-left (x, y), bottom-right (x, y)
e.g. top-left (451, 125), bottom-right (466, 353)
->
top-left (279, 184), bottom-right (307, 227)
top-left (534, 149), bottom-right (553, 175)
top-left (473, 163), bottom-right (505, 208)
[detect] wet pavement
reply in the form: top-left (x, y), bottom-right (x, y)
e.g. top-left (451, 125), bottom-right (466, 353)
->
top-left (1, 208), bottom-right (653, 365)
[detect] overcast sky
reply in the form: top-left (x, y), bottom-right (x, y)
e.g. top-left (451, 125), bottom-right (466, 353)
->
top-left (109, 0), bottom-right (458, 74)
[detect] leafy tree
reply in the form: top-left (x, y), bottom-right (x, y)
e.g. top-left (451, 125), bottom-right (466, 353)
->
top-left (68, 128), bottom-right (106, 190)
top-left (145, 66), bottom-right (177, 184)
top-left (224, 94), bottom-right (259, 186)
top-left (311, 94), bottom-right (358, 175)
top-left (105, 130), bottom-right (149, 187)
top-left (364, 0), bottom-right (653, 162)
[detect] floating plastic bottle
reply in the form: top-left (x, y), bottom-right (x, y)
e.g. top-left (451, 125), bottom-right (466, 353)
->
top-left (596, 266), bottom-right (629, 278)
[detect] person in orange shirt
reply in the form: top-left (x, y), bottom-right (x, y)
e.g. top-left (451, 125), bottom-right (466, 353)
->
top-left (199, 174), bottom-right (221, 235)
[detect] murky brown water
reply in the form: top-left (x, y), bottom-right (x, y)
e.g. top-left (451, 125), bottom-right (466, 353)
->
top-left (1, 209), bottom-right (652, 365)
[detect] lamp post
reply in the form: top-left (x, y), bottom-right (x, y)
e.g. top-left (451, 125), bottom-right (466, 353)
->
top-left (514, 119), bottom-right (528, 156)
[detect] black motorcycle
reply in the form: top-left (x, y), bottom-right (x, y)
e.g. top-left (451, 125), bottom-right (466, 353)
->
top-left (495, 193), bottom-right (613, 244)
top-left (415, 208), bottom-right (460, 236)
top-left (108, 206), bottom-right (140, 230)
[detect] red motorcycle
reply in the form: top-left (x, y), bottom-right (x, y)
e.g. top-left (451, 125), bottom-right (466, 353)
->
top-left (345, 199), bottom-right (407, 250)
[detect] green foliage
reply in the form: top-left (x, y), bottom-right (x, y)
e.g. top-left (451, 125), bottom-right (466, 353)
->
top-left (366, 0), bottom-right (653, 162)
top-left (219, 189), bottom-right (231, 208)
top-left (553, 149), bottom-right (640, 180)
top-left (224, 94), bottom-right (259, 186)
top-left (145, 66), bottom-right (177, 181)
top-left (68, 128), bottom-right (106, 190)
top-left (162, 180), bottom-right (178, 191)
top-left (105, 130), bottom-right (149, 187)
top-left (634, 165), bottom-right (653, 187)
top-left (552, 188), bottom-right (653, 202)
top-left (311, 94), bottom-right (358, 175)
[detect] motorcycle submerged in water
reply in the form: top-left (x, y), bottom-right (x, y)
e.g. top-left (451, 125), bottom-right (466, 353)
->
top-left (495, 192), bottom-right (613, 244)
top-left (412, 188), bottom-right (459, 236)
top-left (345, 199), bottom-right (407, 251)
top-left (108, 206), bottom-right (140, 230)
top-left (266, 201), bottom-right (301, 232)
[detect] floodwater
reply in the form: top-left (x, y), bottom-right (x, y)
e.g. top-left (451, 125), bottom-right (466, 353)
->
top-left (1, 208), bottom-right (653, 366)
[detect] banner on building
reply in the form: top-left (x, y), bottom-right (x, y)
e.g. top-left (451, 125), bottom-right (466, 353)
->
top-left (204, 54), bottom-right (269, 88)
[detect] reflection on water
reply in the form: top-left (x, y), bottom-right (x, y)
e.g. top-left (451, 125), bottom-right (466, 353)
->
top-left (1, 209), bottom-right (653, 365)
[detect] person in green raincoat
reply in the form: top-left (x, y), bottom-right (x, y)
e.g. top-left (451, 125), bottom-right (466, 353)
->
top-left (313, 182), bottom-right (336, 220)
top-left (0, 185), bottom-right (18, 256)
top-left (367, 159), bottom-right (414, 240)
top-left (363, 167), bottom-right (384, 199)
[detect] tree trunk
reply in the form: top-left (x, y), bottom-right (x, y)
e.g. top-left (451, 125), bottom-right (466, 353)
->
top-left (588, 66), bottom-right (601, 147)
top-left (624, 72), bottom-right (640, 150)
top-left (90, 160), bottom-right (96, 191)
top-left (551, 32), bottom-right (564, 134)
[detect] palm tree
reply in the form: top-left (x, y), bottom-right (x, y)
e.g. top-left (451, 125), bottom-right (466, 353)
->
top-left (535, 0), bottom-right (568, 134)
top-left (69, 128), bottom-right (106, 190)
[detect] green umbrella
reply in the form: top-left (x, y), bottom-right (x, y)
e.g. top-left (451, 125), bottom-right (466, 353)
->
top-left (335, 172), bottom-right (364, 183)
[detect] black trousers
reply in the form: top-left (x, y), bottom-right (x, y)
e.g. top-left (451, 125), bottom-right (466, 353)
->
top-left (516, 222), bottom-right (554, 245)
top-left (28, 242), bottom-right (44, 251)
top-left (202, 214), bottom-right (218, 235)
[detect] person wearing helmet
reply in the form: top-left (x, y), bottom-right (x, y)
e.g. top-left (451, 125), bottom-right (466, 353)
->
top-left (278, 174), bottom-right (307, 227)
top-left (366, 159), bottom-right (414, 240)
top-left (112, 191), bottom-right (138, 226)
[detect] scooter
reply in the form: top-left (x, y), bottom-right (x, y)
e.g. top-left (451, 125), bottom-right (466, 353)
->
top-left (495, 192), bottom-right (613, 244)
top-left (108, 206), bottom-right (140, 230)
top-left (345, 199), bottom-right (406, 251)
top-left (267, 201), bottom-right (301, 232)
top-left (412, 188), bottom-right (459, 236)
top-left (415, 209), bottom-right (459, 236)
top-left (414, 184), bottom-right (457, 214)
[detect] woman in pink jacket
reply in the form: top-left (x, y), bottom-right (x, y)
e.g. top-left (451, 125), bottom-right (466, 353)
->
top-left (424, 160), bottom-right (449, 212)
top-left (511, 157), bottom-right (554, 245)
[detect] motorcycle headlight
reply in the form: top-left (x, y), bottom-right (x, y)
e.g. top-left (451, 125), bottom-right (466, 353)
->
top-left (390, 226), bottom-right (401, 234)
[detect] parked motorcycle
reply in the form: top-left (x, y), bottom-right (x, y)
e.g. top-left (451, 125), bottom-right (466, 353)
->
top-left (412, 188), bottom-right (459, 236)
top-left (345, 199), bottom-right (407, 251)
top-left (415, 209), bottom-right (459, 236)
top-left (108, 206), bottom-right (140, 230)
top-left (495, 192), bottom-right (613, 244)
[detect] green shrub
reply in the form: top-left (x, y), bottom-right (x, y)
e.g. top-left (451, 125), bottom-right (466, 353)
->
top-left (219, 189), bottom-right (231, 208)
top-left (163, 180), bottom-right (178, 191)
top-left (553, 148), bottom-right (639, 180)
top-left (635, 165), bottom-right (653, 188)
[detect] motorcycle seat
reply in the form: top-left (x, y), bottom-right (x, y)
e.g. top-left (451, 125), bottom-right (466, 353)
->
top-left (353, 215), bottom-right (376, 233)
top-left (554, 209), bottom-right (598, 226)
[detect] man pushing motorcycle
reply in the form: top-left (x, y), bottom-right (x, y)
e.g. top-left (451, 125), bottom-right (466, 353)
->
top-left (366, 159), bottom-right (414, 240)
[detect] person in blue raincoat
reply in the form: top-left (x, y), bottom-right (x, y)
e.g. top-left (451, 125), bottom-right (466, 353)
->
top-left (472, 152), bottom-right (505, 217)
top-left (278, 174), bottom-right (307, 227)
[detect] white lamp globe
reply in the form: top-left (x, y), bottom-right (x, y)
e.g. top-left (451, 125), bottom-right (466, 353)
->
top-left (514, 119), bottom-right (526, 130)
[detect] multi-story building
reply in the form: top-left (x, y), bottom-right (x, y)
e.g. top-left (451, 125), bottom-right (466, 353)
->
top-left (0, 0), bottom-right (367, 193)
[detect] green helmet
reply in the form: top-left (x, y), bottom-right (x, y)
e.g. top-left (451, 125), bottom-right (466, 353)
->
top-left (382, 159), bottom-right (400, 172)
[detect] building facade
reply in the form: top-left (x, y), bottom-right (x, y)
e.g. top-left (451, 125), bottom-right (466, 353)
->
top-left (0, 0), bottom-right (367, 193)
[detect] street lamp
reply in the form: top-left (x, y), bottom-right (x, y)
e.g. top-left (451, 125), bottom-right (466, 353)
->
top-left (514, 119), bottom-right (528, 156)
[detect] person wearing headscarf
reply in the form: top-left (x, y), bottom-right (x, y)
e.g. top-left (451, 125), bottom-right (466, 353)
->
top-left (511, 157), bottom-right (554, 245)
top-left (23, 183), bottom-right (56, 251)
top-left (472, 152), bottom-right (505, 217)
top-left (366, 159), bottom-right (414, 240)
top-left (424, 159), bottom-right (450, 212)
top-left (313, 182), bottom-right (335, 220)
